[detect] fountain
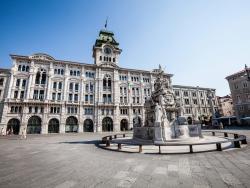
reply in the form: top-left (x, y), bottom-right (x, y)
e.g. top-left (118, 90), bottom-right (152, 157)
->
top-left (133, 65), bottom-right (202, 144)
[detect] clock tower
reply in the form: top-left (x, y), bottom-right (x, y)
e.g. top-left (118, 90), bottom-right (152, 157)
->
top-left (92, 29), bottom-right (122, 66)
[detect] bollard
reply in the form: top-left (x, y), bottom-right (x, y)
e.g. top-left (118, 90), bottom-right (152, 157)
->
top-left (106, 140), bottom-right (110, 147)
top-left (139, 145), bottom-right (142, 153)
top-left (234, 134), bottom-right (239, 139)
top-left (234, 141), bottom-right (241, 148)
top-left (114, 135), bottom-right (117, 139)
top-left (109, 136), bottom-right (112, 140)
top-left (216, 143), bottom-right (222, 151)
top-left (189, 145), bottom-right (193, 153)
top-left (123, 134), bottom-right (125, 138)
top-left (118, 143), bottom-right (121, 150)
top-left (224, 132), bottom-right (228, 137)
top-left (241, 138), bottom-right (247, 145)
top-left (159, 146), bottom-right (161, 154)
top-left (212, 132), bottom-right (215, 136)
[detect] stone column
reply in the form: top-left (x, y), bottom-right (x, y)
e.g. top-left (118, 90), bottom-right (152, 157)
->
top-left (60, 105), bottom-right (66, 133)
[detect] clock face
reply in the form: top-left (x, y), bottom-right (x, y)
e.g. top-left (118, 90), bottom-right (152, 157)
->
top-left (104, 47), bottom-right (112, 54)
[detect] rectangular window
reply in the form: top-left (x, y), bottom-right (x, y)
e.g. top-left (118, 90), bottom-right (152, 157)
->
top-left (184, 91), bottom-right (188, 97)
top-left (85, 84), bottom-right (89, 92)
top-left (75, 83), bottom-right (79, 92)
top-left (185, 99), bottom-right (189, 105)
top-left (69, 94), bottom-right (72, 101)
top-left (20, 91), bottom-right (24, 99)
top-left (74, 94), bottom-right (78, 102)
top-left (40, 107), bottom-right (44, 113)
top-left (90, 95), bottom-right (93, 104)
top-left (22, 80), bottom-right (26, 87)
top-left (193, 99), bottom-right (197, 105)
top-left (90, 83), bottom-right (94, 92)
top-left (34, 106), bottom-right (38, 113)
top-left (16, 79), bottom-right (20, 87)
top-left (85, 95), bottom-right (89, 102)
top-left (124, 97), bottom-right (127, 103)
top-left (14, 91), bottom-right (19, 98)
top-left (52, 93), bottom-right (56, 100)
top-left (33, 90), bottom-right (38, 99)
top-left (58, 82), bottom-right (62, 90)
top-left (29, 106), bottom-right (32, 113)
top-left (57, 93), bottom-right (61, 101)
top-left (108, 94), bottom-right (112, 103)
top-left (53, 82), bottom-right (57, 89)
top-left (69, 83), bottom-right (73, 90)
top-left (39, 90), bottom-right (44, 100)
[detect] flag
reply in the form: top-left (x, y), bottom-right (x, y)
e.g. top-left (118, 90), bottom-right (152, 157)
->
top-left (105, 18), bottom-right (108, 29)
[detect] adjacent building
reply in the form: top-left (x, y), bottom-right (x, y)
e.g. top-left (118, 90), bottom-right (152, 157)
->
top-left (217, 95), bottom-right (234, 117)
top-left (0, 29), bottom-right (218, 135)
top-left (173, 85), bottom-right (218, 121)
top-left (226, 66), bottom-right (250, 123)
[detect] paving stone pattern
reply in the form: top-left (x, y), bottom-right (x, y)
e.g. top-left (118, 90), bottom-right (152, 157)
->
top-left (0, 130), bottom-right (250, 188)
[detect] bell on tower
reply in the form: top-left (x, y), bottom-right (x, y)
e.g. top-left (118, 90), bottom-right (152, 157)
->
top-left (92, 22), bottom-right (122, 66)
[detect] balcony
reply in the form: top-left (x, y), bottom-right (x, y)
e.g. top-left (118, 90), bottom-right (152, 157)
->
top-left (103, 86), bottom-right (111, 92)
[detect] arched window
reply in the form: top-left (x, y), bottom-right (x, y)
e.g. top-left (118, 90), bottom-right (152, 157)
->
top-left (65, 116), bottom-right (78, 133)
top-left (61, 69), bottom-right (64, 75)
top-left (18, 65), bottom-right (22, 71)
top-left (70, 70), bottom-right (73, 75)
top-left (48, 118), bottom-right (59, 133)
top-left (7, 119), bottom-right (20, 135)
top-left (27, 116), bottom-right (42, 134)
top-left (41, 72), bottom-right (46, 84)
top-left (35, 72), bottom-right (41, 84)
top-left (26, 66), bottom-right (29, 72)
top-left (73, 71), bottom-right (76, 76)
top-left (103, 74), bottom-right (112, 90)
top-left (22, 65), bottom-right (25, 71)
top-left (77, 71), bottom-right (80, 76)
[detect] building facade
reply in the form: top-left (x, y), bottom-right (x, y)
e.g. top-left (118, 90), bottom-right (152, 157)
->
top-left (217, 95), bottom-right (234, 117)
top-left (0, 29), bottom-right (218, 135)
top-left (173, 85), bottom-right (218, 121)
top-left (0, 69), bottom-right (11, 123)
top-left (226, 66), bottom-right (250, 122)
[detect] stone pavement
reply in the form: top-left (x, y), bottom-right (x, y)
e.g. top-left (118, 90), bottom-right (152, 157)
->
top-left (0, 130), bottom-right (249, 188)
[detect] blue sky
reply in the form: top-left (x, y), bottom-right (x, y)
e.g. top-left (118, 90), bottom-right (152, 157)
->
top-left (0, 0), bottom-right (249, 96)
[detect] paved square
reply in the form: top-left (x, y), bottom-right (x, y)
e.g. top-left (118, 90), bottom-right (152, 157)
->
top-left (0, 130), bottom-right (250, 188)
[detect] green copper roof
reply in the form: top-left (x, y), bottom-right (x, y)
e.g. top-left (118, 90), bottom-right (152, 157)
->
top-left (94, 29), bottom-right (119, 48)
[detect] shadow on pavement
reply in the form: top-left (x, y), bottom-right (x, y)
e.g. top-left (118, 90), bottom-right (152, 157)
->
top-left (58, 140), bottom-right (101, 145)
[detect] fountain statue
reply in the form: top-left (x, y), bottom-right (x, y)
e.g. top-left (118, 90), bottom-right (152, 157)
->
top-left (133, 65), bottom-right (202, 144)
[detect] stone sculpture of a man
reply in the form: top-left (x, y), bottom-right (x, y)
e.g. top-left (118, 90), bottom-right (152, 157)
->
top-left (155, 103), bottom-right (163, 123)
